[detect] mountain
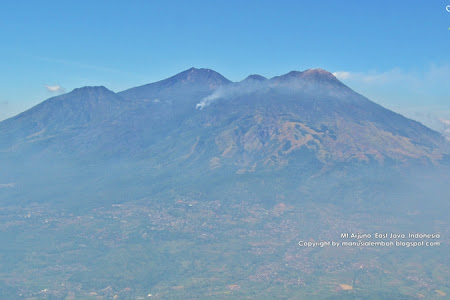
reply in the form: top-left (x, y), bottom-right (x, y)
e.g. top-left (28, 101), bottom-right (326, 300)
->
top-left (1, 86), bottom-right (123, 130)
top-left (0, 86), bottom-right (129, 155)
top-left (0, 67), bottom-right (446, 164)
top-left (0, 67), bottom-right (448, 208)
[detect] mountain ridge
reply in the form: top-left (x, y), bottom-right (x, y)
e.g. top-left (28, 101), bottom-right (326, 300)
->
top-left (0, 67), bottom-right (447, 169)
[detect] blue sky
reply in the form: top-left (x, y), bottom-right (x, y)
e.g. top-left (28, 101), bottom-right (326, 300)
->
top-left (0, 1), bottom-right (449, 130)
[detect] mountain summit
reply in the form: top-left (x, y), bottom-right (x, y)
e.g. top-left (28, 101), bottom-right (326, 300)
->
top-left (270, 68), bottom-right (347, 92)
top-left (119, 67), bottom-right (231, 101)
top-left (170, 67), bottom-right (232, 86)
top-left (242, 74), bottom-right (268, 82)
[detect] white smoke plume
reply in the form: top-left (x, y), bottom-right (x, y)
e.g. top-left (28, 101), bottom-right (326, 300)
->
top-left (196, 80), bottom-right (268, 110)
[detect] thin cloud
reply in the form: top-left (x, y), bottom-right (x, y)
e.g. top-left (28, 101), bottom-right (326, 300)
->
top-left (332, 69), bottom-right (416, 84)
top-left (45, 84), bottom-right (65, 93)
top-left (440, 119), bottom-right (450, 126)
top-left (35, 55), bottom-right (134, 76)
top-left (332, 71), bottom-right (351, 80)
top-left (332, 65), bottom-right (450, 86)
